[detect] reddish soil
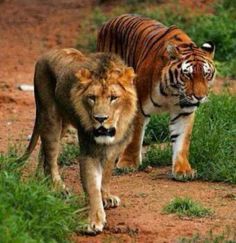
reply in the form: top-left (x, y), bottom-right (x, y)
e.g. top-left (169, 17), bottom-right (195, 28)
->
top-left (0, 0), bottom-right (235, 242)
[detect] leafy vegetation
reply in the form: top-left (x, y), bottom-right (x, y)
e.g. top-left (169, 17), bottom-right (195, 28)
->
top-left (59, 143), bottom-right (80, 166)
top-left (141, 94), bottom-right (236, 183)
top-left (179, 229), bottom-right (236, 243)
top-left (163, 197), bottom-right (212, 218)
top-left (77, 0), bottom-right (236, 77)
top-left (0, 153), bottom-right (85, 242)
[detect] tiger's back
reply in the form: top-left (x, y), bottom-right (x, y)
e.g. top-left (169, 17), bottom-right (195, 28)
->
top-left (97, 14), bottom-right (193, 70)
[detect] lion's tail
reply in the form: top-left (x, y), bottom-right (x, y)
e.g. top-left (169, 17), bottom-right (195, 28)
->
top-left (16, 116), bottom-right (40, 164)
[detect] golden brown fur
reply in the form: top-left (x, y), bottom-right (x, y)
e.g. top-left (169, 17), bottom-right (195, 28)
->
top-left (19, 48), bottom-right (137, 233)
top-left (97, 14), bottom-right (216, 180)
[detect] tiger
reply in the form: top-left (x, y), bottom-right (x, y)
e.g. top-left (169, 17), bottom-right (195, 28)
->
top-left (97, 14), bottom-right (216, 180)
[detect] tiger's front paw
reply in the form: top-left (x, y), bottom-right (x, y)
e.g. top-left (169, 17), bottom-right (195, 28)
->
top-left (117, 155), bottom-right (139, 169)
top-left (103, 195), bottom-right (121, 209)
top-left (172, 161), bottom-right (197, 181)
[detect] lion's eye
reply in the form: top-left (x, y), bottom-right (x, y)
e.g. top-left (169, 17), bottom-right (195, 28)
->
top-left (88, 95), bottom-right (96, 104)
top-left (110, 95), bottom-right (118, 102)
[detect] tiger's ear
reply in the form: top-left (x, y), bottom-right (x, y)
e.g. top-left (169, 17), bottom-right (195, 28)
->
top-left (201, 41), bottom-right (215, 59)
top-left (121, 67), bottom-right (136, 85)
top-left (166, 43), bottom-right (182, 60)
top-left (75, 68), bottom-right (92, 85)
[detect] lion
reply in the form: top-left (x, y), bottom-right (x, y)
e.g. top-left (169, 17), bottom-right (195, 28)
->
top-left (19, 48), bottom-right (137, 234)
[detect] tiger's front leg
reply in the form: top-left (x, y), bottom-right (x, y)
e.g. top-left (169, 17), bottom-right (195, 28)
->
top-left (169, 111), bottom-right (196, 181)
top-left (117, 111), bottom-right (149, 168)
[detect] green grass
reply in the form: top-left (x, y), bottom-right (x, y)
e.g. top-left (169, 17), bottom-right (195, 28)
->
top-left (190, 93), bottom-right (236, 183)
top-left (77, 0), bottom-right (236, 78)
top-left (179, 229), bottom-right (236, 243)
top-left (140, 144), bottom-right (171, 170)
top-left (163, 197), bottom-right (212, 218)
top-left (143, 114), bottom-right (169, 145)
top-left (113, 167), bottom-right (136, 176)
top-left (0, 153), bottom-right (85, 242)
top-left (59, 144), bottom-right (80, 166)
top-left (140, 94), bottom-right (236, 183)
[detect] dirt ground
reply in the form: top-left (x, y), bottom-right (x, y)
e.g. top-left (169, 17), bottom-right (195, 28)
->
top-left (0, 0), bottom-right (235, 242)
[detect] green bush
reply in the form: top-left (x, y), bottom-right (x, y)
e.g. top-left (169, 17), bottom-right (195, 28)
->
top-left (59, 144), bottom-right (80, 166)
top-left (143, 114), bottom-right (169, 145)
top-left (141, 94), bottom-right (236, 183)
top-left (163, 197), bottom-right (212, 218)
top-left (190, 94), bottom-right (236, 183)
top-left (0, 154), bottom-right (84, 242)
top-left (140, 144), bottom-right (171, 170)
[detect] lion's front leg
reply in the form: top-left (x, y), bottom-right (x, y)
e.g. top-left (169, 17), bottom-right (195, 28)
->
top-left (80, 158), bottom-right (106, 234)
top-left (169, 111), bottom-right (196, 181)
top-left (101, 160), bottom-right (120, 209)
top-left (117, 112), bottom-right (149, 168)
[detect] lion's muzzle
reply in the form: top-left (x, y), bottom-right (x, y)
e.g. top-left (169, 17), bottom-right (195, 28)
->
top-left (93, 126), bottom-right (116, 137)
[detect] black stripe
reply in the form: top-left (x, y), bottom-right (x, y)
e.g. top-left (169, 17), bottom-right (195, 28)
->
top-left (180, 103), bottom-right (199, 108)
top-left (139, 100), bottom-right (150, 118)
top-left (170, 133), bottom-right (180, 143)
top-left (170, 112), bottom-right (193, 123)
top-left (125, 20), bottom-right (144, 65)
top-left (169, 69), bottom-right (175, 86)
top-left (131, 24), bottom-right (159, 69)
top-left (159, 83), bottom-right (168, 96)
top-left (139, 26), bottom-right (174, 63)
top-left (150, 94), bottom-right (162, 107)
top-left (144, 25), bottom-right (178, 60)
top-left (170, 134), bottom-right (179, 140)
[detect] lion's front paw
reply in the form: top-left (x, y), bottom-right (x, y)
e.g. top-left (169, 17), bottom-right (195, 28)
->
top-left (86, 209), bottom-right (106, 235)
top-left (103, 195), bottom-right (121, 209)
top-left (52, 178), bottom-right (70, 194)
top-left (172, 162), bottom-right (197, 181)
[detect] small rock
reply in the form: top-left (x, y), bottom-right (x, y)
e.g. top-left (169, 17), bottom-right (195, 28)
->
top-left (18, 84), bottom-right (34, 91)
top-left (144, 165), bottom-right (153, 173)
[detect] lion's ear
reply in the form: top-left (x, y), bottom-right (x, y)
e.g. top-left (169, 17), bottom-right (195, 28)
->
top-left (167, 43), bottom-right (182, 60)
top-left (75, 68), bottom-right (92, 84)
top-left (121, 67), bottom-right (136, 85)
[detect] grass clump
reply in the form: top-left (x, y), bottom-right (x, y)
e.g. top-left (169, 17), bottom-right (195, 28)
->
top-left (140, 94), bottom-right (236, 183)
top-left (59, 144), bottom-right (80, 166)
top-left (179, 229), bottom-right (236, 243)
top-left (190, 94), bottom-right (236, 183)
top-left (163, 197), bottom-right (212, 218)
top-left (140, 144), bottom-right (171, 170)
top-left (0, 153), bottom-right (84, 242)
top-left (143, 114), bottom-right (169, 145)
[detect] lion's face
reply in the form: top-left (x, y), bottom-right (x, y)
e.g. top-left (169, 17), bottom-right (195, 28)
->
top-left (71, 65), bottom-right (137, 145)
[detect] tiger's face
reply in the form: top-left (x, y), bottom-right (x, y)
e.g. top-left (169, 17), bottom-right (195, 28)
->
top-left (166, 42), bottom-right (216, 108)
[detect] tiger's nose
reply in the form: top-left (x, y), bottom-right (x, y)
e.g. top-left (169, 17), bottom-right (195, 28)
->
top-left (94, 115), bottom-right (108, 123)
top-left (194, 95), bottom-right (204, 101)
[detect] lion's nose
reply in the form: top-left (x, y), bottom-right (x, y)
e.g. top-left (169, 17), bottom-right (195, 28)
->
top-left (94, 115), bottom-right (108, 123)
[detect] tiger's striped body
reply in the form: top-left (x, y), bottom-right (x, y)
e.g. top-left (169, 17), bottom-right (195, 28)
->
top-left (97, 14), bottom-right (216, 180)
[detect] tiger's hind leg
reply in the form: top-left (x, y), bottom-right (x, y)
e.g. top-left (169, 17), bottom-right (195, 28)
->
top-left (169, 111), bottom-right (197, 181)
